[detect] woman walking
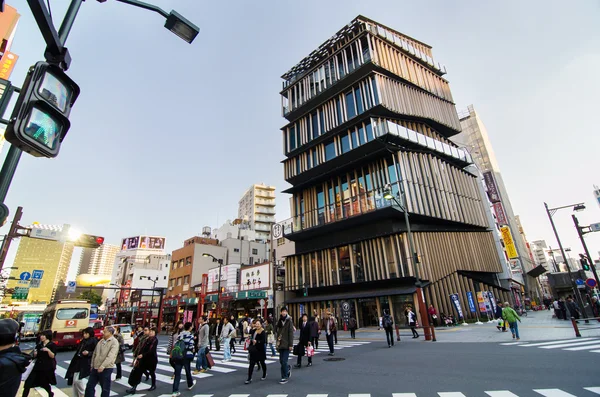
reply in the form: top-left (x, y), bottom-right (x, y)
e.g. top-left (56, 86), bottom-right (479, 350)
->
top-left (502, 301), bottom-right (522, 340)
top-left (66, 327), bottom-right (97, 397)
top-left (22, 330), bottom-right (57, 397)
top-left (407, 307), bottom-right (419, 338)
top-left (245, 320), bottom-right (267, 384)
top-left (114, 326), bottom-right (125, 380)
top-left (127, 328), bottom-right (158, 393)
top-left (264, 318), bottom-right (277, 357)
top-left (167, 321), bottom-right (184, 379)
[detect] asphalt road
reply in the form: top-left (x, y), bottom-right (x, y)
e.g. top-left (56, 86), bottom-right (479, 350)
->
top-left (45, 335), bottom-right (600, 397)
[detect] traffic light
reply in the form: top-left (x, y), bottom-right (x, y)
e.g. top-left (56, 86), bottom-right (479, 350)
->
top-left (303, 286), bottom-right (308, 297)
top-left (74, 234), bottom-right (105, 249)
top-left (5, 61), bottom-right (80, 158)
top-left (580, 254), bottom-right (590, 271)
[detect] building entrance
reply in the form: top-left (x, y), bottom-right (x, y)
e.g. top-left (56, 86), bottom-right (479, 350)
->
top-left (359, 298), bottom-right (379, 327)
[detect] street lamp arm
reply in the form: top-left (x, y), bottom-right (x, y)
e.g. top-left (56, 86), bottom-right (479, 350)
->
top-left (114, 0), bottom-right (169, 18)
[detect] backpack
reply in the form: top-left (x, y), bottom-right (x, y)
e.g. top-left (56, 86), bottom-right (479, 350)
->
top-left (383, 316), bottom-right (393, 328)
top-left (170, 338), bottom-right (187, 361)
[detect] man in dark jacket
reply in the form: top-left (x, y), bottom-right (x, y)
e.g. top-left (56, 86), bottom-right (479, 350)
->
top-left (275, 306), bottom-right (294, 384)
top-left (0, 318), bottom-right (31, 397)
top-left (295, 314), bottom-right (311, 368)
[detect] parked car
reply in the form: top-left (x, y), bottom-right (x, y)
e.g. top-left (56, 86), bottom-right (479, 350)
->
top-left (113, 323), bottom-right (134, 349)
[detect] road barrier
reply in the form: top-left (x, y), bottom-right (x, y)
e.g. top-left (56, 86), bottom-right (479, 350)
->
top-left (395, 324), bottom-right (436, 341)
top-left (571, 316), bottom-right (600, 337)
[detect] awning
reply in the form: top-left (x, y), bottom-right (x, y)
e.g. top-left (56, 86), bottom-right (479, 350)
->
top-left (527, 265), bottom-right (547, 278)
top-left (285, 286), bottom-right (416, 304)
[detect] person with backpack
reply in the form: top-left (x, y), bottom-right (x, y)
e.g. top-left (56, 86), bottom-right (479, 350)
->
top-left (502, 301), bottom-right (522, 340)
top-left (382, 310), bottom-right (394, 347)
top-left (170, 322), bottom-right (196, 396)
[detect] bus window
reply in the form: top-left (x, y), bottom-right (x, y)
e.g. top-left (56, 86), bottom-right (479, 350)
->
top-left (90, 304), bottom-right (99, 320)
top-left (56, 308), bottom-right (89, 320)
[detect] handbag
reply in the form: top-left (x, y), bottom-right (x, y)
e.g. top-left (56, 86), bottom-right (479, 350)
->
top-left (206, 351), bottom-right (214, 368)
top-left (243, 338), bottom-right (251, 351)
top-left (292, 344), bottom-right (300, 356)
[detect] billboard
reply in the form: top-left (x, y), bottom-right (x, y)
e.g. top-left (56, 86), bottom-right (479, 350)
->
top-left (483, 171), bottom-right (501, 203)
top-left (240, 263), bottom-right (270, 290)
top-left (500, 226), bottom-right (519, 259)
top-left (121, 236), bottom-right (165, 251)
top-left (0, 51), bottom-right (18, 80)
top-left (492, 202), bottom-right (508, 226)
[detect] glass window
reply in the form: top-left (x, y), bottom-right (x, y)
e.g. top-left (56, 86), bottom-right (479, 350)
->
top-left (325, 140), bottom-right (336, 161)
top-left (360, 36), bottom-right (371, 62)
top-left (346, 46), bottom-right (354, 73)
top-left (311, 112), bottom-right (319, 138)
top-left (329, 60), bottom-right (337, 85)
top-left (177, 277), bottom-right (182, 286)
top-left (355, 86), bottom-right (364, 114)
top-left (339, 246), bottom-right (352, 284)
top-left (358, 125), bottom-right (366, 145)
top-left (319, 109), bottom-right (325, 136)
top-left (252, 248), bottom-right (258, 255)
top-left (346, 91), bottom-right (356, 119)
top-left (340, 133), bottom-right (350, 153)
top-left (330, 249), bottom-right (338, 285)
top-left (57, 308), bottom-right (89, 320)
top-left (336, 98), bottom-right (343, 125)
top-left (316, 252), bottom-right (325, 287)
top-left (184, 275), bottom-right (189, 285)
top-left (337, 52), bottom-right (345, 79)
top-left (289, 126), bottom-right (296, 151)
top-left (296, 157), bottom-right (301, 174)
top-left (353, 243), bottom-right (365, 282)
top-left (351, 128), bottom-right (359, 149)
top-left (371, 77), bottom-right (380, 104)
top-left (366, 121), bottom-right (374, 142)
top-left (312, 150), bottom-right (319, 167)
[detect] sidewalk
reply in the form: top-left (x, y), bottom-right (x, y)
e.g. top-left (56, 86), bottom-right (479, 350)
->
top-left (331, 309), bottom-right (600, 343)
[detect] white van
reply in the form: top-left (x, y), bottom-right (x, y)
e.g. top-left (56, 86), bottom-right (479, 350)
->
top-left (114, 324), bottom-right (134, 349)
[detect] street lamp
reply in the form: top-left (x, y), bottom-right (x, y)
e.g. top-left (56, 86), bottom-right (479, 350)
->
top-left (544, 202), bottom-right (587, 319)
top-left (382, 183), bottom-right (431, 337)
top-left (140, 276), bottom-right (159, 324)
top-left (203, 253), bottom-right (224, 317)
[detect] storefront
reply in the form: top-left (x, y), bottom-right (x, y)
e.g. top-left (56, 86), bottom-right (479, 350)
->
top-left (232, 289), bottom-right (272, 319)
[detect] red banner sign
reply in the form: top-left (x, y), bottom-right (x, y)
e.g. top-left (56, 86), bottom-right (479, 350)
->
top-left (201, 274), bottom-right (208, 296)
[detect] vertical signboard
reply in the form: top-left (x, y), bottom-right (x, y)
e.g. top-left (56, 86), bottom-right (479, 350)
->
top-left (450, 293), bottom-right (464, 319)
top-left (493, 202), bottom-right (508, 226)
top-left (466, 291), bottom-right (477, 313)
top-left (500, 226), bottom-right (519, 259)
top-left (483, 171), bottom-right (501, 203)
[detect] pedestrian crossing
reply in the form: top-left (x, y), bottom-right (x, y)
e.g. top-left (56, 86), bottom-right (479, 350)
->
top-left (51, 340), bottom-right (371, 390)
top-left (500, 337), bottom-right (600, 353)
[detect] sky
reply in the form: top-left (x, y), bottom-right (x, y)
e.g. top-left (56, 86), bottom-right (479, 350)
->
top-left (2, 0), bottom-right (600, 275)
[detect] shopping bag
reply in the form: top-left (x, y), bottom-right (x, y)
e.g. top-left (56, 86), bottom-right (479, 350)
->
top-left (206, 351), bottom-right (214, 369)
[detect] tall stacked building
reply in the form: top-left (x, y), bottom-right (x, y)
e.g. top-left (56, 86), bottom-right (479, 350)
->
top-left (3, 225), bottom-right (74, 304)
top-left (238, 184), bottom-right (276, 242)
top-left (78, 244), bottom-right (120, 277)
top-left (278, 16), bottom-right (509, 326)
top-left (454, 105), bottom-right (540, 301)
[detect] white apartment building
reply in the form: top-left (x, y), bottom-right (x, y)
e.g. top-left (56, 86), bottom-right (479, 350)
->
top-left (238, 184), bottom-right (276, 242)
top-left (78, 244), bottom-right (120, 277)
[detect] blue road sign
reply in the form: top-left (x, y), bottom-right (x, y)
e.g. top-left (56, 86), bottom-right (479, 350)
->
top-left (576, 278), bottom-right (585, 286)
top-left (32, 270), bottom-right (44, 279)
top-left (19, 272), bottom-right (31, 281)
top-left (66, 281), bottom-right (77, 293)
top-left (586, 278), bottom-right (597, 288)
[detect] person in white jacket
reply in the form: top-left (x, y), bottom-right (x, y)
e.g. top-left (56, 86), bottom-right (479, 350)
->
top-left (220, 317), bottom-right (236, 362)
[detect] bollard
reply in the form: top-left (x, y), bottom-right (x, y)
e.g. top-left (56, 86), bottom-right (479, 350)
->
top-left (571, 317), bottom-right (581, 337)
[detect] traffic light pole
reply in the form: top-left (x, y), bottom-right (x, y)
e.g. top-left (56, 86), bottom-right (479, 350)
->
top-left (0, 206), bottom-right (23, 272)
top-left (573, 214), bottom-right (600, 287)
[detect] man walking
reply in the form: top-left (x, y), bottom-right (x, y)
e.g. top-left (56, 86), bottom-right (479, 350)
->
top-left (193, 317), bottom-right (209, 374)
top-left (382, 310), bottom-right (394, 347)
top-left (0, 319), bottom-right (31, 397)
top-left (323, 311), bottom-right (337, 356)
top-left (85, 326), bottom-right (119, 397)
top-left (275, 306), bottom-right (294, 384)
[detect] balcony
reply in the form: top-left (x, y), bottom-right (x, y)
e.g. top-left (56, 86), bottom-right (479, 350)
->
top-left (255, 198), bottom-right (276, 206)
top-left (282, 189), bottom-right (397, 241)
top-left (256, 207), bottom-right (276, 215)
top-left (254, 224), bottom-right (271, 232)
top-left (255, 190), bottom-right (276, 199)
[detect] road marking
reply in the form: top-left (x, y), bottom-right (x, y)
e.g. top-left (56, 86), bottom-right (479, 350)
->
top-left (564, 344), bottom-right (600, 351)
top-left (307, 395), bottom-right (329, 397)
top-left (192, 395), bottom-right (214, 397)
top-left (266, 395), bottom-right (288, 397)
top-left (349, 394), bottom-right (371, 397)
top-left (519, 338), bottom-right (596, 347)
top-left (393, 394), bottom-right (417, 397)
top-left (38, 387), bottom-right (69, 397)
top-left (534, 389), bottom-right (578, 397)
top-left (500, 342), bottom-right (527, 345)
top-left (539, 340), bottom-right (600, 349)
top-left (486, 391), bottom-right (520, 397)
top-left (584, 387), bottom-right (600, 395)
top-left (229, 395), bottom-right (250, 397)
top-left (55, 365), bottom-right (67, 378)
top-left (439, 393), bottom-right (467, 397)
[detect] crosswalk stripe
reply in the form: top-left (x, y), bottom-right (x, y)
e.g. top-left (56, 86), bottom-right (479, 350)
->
top-left (228, 394), bottom-right (250, 397)
top-left (539, 340), bottom-right (600, 349)
top-left (486, 391), bottom-right (520, 397)
top-left (584, 387), bottom-right (600, 394)
top-left (118, 360), bottom-right (211, 383)
top-left (564, 343), bottom-right (600, 351)
top-left (591, 350), bottom-right (600, 353)
top-left (348, 394), bottom-right (371, 397)
top-left (192, 395), bottom-right (214, 397)
top-left (392, 393), bottom-right (417, 397)
top-left (499, 342), bottom-right (526, 345)
top-left (306, 395), bottom-right (329, 397)
top-left (534, 389), bottom-right (578, 397)
top-left (37, 386), bottom-right (69, 397)
top-left (266, 395), bottom-right (288, 397)
top-left (438, 393), bottom-right (467, 397)
top-left (519, 338), bottom-right (596, 347)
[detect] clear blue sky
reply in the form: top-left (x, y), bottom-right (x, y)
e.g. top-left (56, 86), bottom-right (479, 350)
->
top-left (4, 0), bottom-right (600, 269)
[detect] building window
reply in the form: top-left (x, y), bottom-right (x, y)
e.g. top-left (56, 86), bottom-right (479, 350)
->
top-left (172, 262), bottom-right (176, 270)
top-left (346, 91), bottom-right (356, 119)
top-left (183, 275), bottom-right (189, 285)
top-left (177, 277), bottom-right (182, 286)
top-left (340, 133), bottom-right (350, 154)
top-left (169, 279), bottom-right (175, 287)
top-left (325, 140), bottom-right (336, 161)
top-left (234, 248), bottom-right (240, 253)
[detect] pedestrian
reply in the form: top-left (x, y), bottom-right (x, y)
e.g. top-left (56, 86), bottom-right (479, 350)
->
top-left (348, 316), bottom-right (357, 339)
top-left (220, 317), bottom-right (236, 363)
top-left (167, 321), bottom-right (183, 379)
top-left (309, 316), bottom-right (320, 349)
top-left (66, 327), bottom-right (97, 397)
top-left (170, 322), bottom-right (196, 397)
top-left (22, 329), bottom-right (57, 397)
top-left (126, 327), bottom-right (158, 393)
top-left (84, 326), bottom-right (119, 397)
top-left (332, 314), bottom-right (338, 344)
top-left (114, 326), bottom-right (125, 380)
top-left (193, 316), bottom-right (209, 374)
top-left (264, 318), bottom-right (277, 357)
top-left (229, 315), bottom-right (238, 353)
top-left (428, 305), bottom-right (439, 327)
top-left (592, 296), bottom-right (600, 319)
top-left (0, 318), bottom-right (31, 397)
top-left (502, 301), bottom-right (522, 340)
top-left (132, 326), bottom-right (144, 353)
top-left (382, 309), bottom-right (394, 347)
top-left (566, 297), bottom-right (581, 320)
top-left (407, 306), bottom-right (419, 338)
top-left (495, 303), bottom-right (506, 332)
top-left (323, 311), bottom-right (337, 356)
top-left (275, 306), bottom-right (294, 384)
top-left (294, 314), bottom-right (311, 368)
top-left (245, 319), bottom-right (267, 384)
top-left (558, 298), bottom-right (568, 320)
top-left (214, 319), bottom-right (222, 351)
